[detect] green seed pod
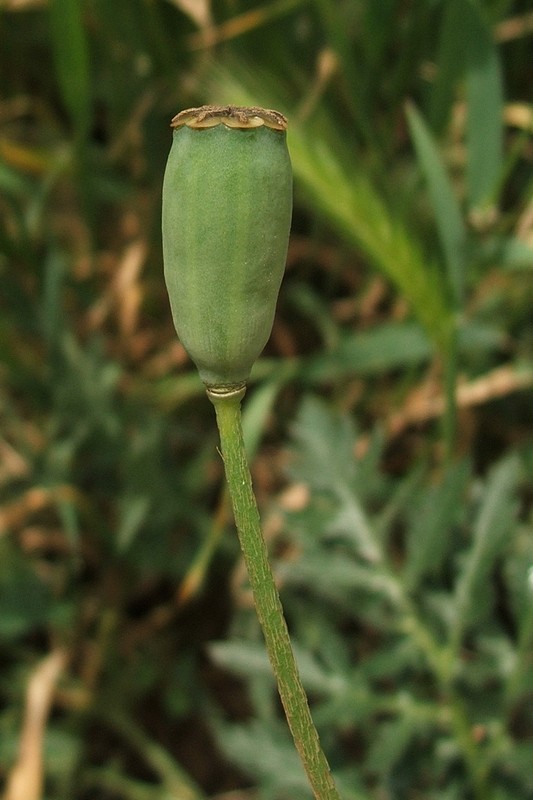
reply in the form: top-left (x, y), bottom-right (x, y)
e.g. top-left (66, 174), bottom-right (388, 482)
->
top-left (162, 105), bottom-right (292, 389)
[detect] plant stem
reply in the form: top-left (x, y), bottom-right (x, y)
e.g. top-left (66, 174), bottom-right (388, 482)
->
top-left (441, 323), bottom-right (458, 464)
top-left (208, 386), bottom-right (342, 800)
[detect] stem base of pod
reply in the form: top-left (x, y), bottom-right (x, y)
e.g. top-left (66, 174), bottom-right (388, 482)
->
top-left (206, 383), bottom-right (247, 404)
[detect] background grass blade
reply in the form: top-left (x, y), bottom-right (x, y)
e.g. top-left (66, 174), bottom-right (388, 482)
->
top-left (429, 0), bottom-right (504, 212)
top-left (429, 0), bottom-right (467, 133)
top-left (463, 0), bottom-right (504, 212)
top-left (48, 0), bottom-right (91, 146)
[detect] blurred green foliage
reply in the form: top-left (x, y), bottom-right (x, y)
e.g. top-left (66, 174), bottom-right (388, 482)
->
top-left (0, 0), bottom-right (532, 799)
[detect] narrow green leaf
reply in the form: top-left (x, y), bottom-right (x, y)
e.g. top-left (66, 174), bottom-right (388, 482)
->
top-left (429, 0), bottom-right (504, 210)
top-left (470, 455), bottom-right (520, 568)
top-left (241, 375), bottom-right (287, 459)
top-left (365, 717), bottom-right (417, 775)
top-left (48, 0), bottom-right (91, 143)
top-left (406, 102), bottom-right (467, 307)
top-left (303, 321), bottom-right (433, 383)
top-left (464, 0), bottom-right (504, 211)
top-left (503, 526), bottom-right (533, 630)
top-left (457, 320), bottom-right (505, 354)
top-left (209, 640), bottom-right (276, 684)
top-left (451, 454), bottom-right (521, 646)
top-left (363, 0), bottom-right (396, 65)
top-left (326, 496), bottom-right (382, 564)
top-left (285, 552), bottom-right (400, 607)
top-left (290, 398), bottom-right (382, 562)
top-left (209, 639), bottom-right (343, 697)
top-left (0, 538), bottom-right (52, 639)
top-left (215, 719), bottom-right (311, 795)
top-left (117, 494), bottom-right (150, 552)
top-left (290, 396), bottom-right (357, 491)
top-left (405, 460), bottom-right (470, 588)
top-left (479, 236), bottom-right (533, 270)
top-left (430, 0), bottom-right (467, 133)
top-left (42, 247), bottom-right (66, 348)
top-left (0, 162), bottom-right (35, 198)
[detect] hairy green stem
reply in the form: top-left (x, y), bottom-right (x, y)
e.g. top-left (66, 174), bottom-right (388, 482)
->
top-left (208, 386), bottom-right (342, 800)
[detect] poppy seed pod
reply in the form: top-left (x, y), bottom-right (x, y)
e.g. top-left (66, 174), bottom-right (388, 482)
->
top-left (162, 105), bottom-right (293, 389)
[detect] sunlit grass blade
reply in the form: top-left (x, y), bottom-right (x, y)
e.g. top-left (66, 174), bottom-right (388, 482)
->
top-left (291, 126), bottom-right (455, 351)
top-left (406, 102), bottom-right (466, 308)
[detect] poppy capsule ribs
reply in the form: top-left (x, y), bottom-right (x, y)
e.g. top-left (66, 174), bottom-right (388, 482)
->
top-left (162, 105), bottom-right (293, 390)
